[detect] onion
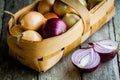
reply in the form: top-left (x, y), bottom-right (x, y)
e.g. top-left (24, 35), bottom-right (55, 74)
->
top-left (62, 13), bottom-right (80, 29)
top-left (42, 18), bottom-right (67, 38)
top-left (37, 0), bottom-right (55, 14)
top-left (19, 11), bottom-right (46, 31)
top-left (71, 48), bottom-right (100, 73)
top-left (53, 0), bottom-right (76, 16)
top-left (44, 12), bottom-right (59, 19)
top-left (21, 30), bottom-right (42, 41)
top-left (89, 40), bottom-right (118, 62)
top-left (79, 0), bottom-right (87, 7)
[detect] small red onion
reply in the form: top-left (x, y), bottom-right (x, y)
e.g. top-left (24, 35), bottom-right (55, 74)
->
top-left (89, 40), bottom-right (118, 62)
top-left (41, 18), bottom-right (67, 38)
top-left (71, 48), bottom-right (100, 73)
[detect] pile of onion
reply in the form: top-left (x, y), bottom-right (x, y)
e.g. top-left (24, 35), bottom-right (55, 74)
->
top-left (71, 39), bottom-right (118, 73)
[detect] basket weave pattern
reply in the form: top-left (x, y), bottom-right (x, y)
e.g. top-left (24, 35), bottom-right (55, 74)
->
top-left (7, 0), bottom-right (115, 72)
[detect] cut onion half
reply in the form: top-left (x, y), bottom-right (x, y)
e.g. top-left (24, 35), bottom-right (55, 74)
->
top-left (89, 40), bottom-right (118, 62)
top-left (71, 48), bottom-right (100, 73)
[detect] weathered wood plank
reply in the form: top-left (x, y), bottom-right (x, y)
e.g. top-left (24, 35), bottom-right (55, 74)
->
top-left (81, 16), bottom-right (119, 80)
top-left (38, 49), bottom-right (81, 80)
top-left (0, 0), bottom-right (120, 80)
top-left (0, 0), bottom-right (4, 42)
top-left (114, 0), bottom-right (120, 73)
top-left (0, 0), bottom-right (38, 80)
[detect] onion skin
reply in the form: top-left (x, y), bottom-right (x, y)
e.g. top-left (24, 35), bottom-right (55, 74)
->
top-left (42, 18), bottom-right (67, 38)
top-left (71, 48), bottom-right (100, 73)
top-left (98, 50), bottom-right (117, 62)
top-left (37, 0), bottom-right (55, 14)
top-left (20, 11), bottom-right (46, 31)
top-left (62, 13), bottom-right (80, 29)
top-left (79, 0), bottom-right (87, 7)
top-left (53, 0), bottom-right (76, 16)
top-left (44, 12), bottom-right (59, 19)
top-left (89, 40), bottom-right (118, 62)
top-left (21, 30), bottom-right (42, 41)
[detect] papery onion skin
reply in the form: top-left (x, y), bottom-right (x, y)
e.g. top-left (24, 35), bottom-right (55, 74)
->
top-left (20, 11), bottom-right (46, 31)
top-left (44, 12), bottom-right (59, 19)
top-left (62, 13), bottom-right (80, 29)
top-left (21, 30), bottom-right (42, 41)
top-left (37, 0), bottom-right (55, 14)
top-left (71, 48), bottom-right (100, 73)
top-left (41, 18), bottom-right (67, 38)
top-left (79, 0), bottom-right (87, 7)
top-left (53, 0), bottom-right (76, 16)
top-left (89, 40), bottom-right (118, 62)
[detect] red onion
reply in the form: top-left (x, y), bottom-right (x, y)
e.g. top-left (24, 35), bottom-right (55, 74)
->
top-left (41, 18), bottom-right (67, 38)
top-left (71, 48), bottom-right (100, 73)
top-left (89, 40), bottom-right (118, 62)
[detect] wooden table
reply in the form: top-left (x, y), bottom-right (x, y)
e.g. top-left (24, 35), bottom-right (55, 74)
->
top-left (0, 0), bottom-right (120, 80)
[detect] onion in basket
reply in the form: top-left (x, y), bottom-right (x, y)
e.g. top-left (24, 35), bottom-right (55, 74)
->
top-left (53, 0), bottom-right (76, 16)
top-left (79, 0), bottom-right (87, 7)
top-left (44, 12), bottom-right (59, 19)
top-left (19, 11), bottom-right (46, 31)
top-left (62, 13), bottom-right (80, 29)
top-left (71, 48), bottom-right (100, 73)
top-left (89, 39), bottom-right (118, 62)
top-left (21, 30), bottom-right (42, 41)
top-left (37, 0), bottom-right (55, 14)
top-left (42, 18), bottom-right (67, 38)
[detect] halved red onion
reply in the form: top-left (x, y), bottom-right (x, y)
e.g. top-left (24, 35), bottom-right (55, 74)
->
top-left (89, 40), bottom-right (118, 62)
top-left (71, 48), bottom-right (100, 73)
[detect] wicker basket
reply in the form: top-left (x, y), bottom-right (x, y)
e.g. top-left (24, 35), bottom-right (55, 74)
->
top-left (7, 0), bottom-right (115, 72)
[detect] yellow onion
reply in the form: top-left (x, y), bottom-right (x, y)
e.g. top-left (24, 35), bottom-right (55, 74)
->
top-left (44, 12), bottom-right (59, 19)
top-left (53, 0), bottom-right (76, 16)
top-left (62, 13), bottom-right (80, 29)
top-left (10, 24), bottom-right (24, 36)
top-left (79, 0), bottom-right (87, 7)
top-left (19, 11), bottom-right (46, 31)
top-left (21, 30), bottom-right (42, 41)
top-left (37, 0), bottom-right (55, 14)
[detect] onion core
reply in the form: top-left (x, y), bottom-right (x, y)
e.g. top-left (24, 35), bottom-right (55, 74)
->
top-left (71, 48), bottom-right (100, 72)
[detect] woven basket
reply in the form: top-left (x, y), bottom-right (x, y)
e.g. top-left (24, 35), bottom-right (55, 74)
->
top-left (7, 0), bottom-right (115, 72)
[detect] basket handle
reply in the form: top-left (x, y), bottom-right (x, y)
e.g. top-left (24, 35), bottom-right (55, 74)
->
top-left (60, 0), bottom-right (90, 34)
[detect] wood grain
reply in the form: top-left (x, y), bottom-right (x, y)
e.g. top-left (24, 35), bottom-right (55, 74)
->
top-left (0, 0), bottom-right (38, 80)
top-left (81, 1), bottom-right (120, 80)
top-left (38, 49), bottom-right (81, 80)
top-left (114, 0), bottom-right (120, 73)
top-left (0, 0), bottom-right (120, 80)
top-left (0, 0), bottom-right (4, 43)
top-left (81, 21), bottom-right (119, 80)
